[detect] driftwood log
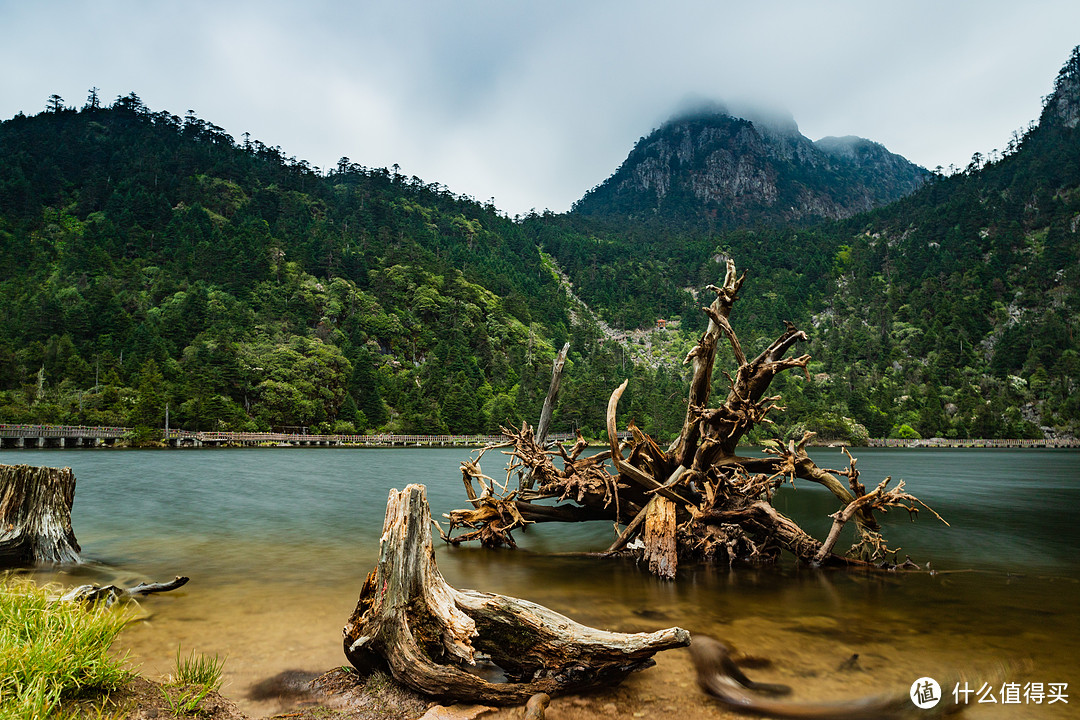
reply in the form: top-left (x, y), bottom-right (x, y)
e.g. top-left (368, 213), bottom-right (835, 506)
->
top-left (0, 463), bottom-right (82, 566)
top-left (342, 484), bottom-right (689, 704)
top-left (443, 259), bottom-right (945, 578)
top-left (59, 576), bottom-right (190, 606)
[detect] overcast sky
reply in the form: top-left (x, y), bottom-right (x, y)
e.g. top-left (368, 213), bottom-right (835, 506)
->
top-left (2, 1), bottom-right (1078, 217)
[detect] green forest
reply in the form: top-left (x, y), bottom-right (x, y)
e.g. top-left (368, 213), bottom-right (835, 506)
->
top-left (0, 92), bottom-right (688, 441)
top-left (1, 47), bottom-right (1078, 443)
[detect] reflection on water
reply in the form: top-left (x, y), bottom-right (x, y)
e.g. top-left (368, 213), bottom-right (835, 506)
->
top-left (3, 446), bottom-right (1078, 719)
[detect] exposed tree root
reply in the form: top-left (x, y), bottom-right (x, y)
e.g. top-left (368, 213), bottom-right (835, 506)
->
top-left (442, 259), bottom-right (946, 578)
top-left (343, 484), bottom-right (689, 704)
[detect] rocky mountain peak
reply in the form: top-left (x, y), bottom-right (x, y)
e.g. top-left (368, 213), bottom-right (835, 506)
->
top-left (573, 105), bottom-right (928, 227)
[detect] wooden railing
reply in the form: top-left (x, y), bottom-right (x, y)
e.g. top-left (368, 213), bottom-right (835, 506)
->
top-left (0, 423), bottom-right (598, 447)
top-left (162, 430), bottom-right (586, 446)
top-left (868, 437), bottom-right (1079, 448)
top-left (0, 424), bottom-right (129, 439)
top-left (4, 424), bottom-right (1072, 449)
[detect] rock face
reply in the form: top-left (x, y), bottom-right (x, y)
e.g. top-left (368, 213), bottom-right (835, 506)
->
top-left (573, 106), bottom-right (929, 226)
top-left (1043, 46), bottom-right (1080, 129)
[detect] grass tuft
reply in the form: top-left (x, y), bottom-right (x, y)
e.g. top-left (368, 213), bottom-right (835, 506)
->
top-left (0, 576), bottom-right (132, 720)
top-left (159, 683), bottom-right (214, 716)
top-left (160, 646), bottom-right (226, 715)
top-left (173, 646), bottom-right (225, 691)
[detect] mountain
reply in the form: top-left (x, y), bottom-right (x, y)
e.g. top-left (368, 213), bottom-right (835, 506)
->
top-left (1, 46), bottom-right (1077, 444)
top-left (571, 105), bottom-right (929, 227)
top-left (541, 47), bottom-right (1080, 441)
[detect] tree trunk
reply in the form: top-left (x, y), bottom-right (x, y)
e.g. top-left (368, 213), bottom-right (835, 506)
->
top-left (0, 464), bottom-right (82, 567)
top-left (642, 497), bottom-right (678, 580)
top-left (523, 341), bottom-right (570, 490)
top-left (534, 342), bottom-right (569, 449)
top-left (343, 484), bottom-right (689, 704)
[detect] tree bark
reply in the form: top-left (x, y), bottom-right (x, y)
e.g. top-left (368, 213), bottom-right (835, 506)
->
top-left (670, 258), bottom-right (744, 468)
top-left (642, 497), bottom-right (678, 580)
top-left (343, 484), bottom-right (689, 704)
top-left (0, 464), bottom-right (81, 567)
top-left (534, 342), bottom-right (569, 448)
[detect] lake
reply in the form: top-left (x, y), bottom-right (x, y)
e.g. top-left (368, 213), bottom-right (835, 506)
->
top-left (3, 446), bottom-right (1077, 719)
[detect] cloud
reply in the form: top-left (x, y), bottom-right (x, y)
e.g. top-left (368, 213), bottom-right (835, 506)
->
top-left (1, 1), bottom-right (1079, 215)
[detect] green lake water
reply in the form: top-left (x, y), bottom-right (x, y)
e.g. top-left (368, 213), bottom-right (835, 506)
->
top-left (2, 446), bottom-right (1077, 718)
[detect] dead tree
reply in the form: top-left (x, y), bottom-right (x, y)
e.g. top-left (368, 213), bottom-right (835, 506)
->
top-left (343, 484), bottom-right (689, 704)
top-left (442, 259), bottom-right (945, 579)
top-left (0, 464), bottom-right (82, 567)
top-left (522, 341), bottom-right (570, 491)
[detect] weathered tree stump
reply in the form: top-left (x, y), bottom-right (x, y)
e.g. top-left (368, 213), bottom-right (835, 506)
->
top-left (642, 496), bottom-right (678, 580)
top-left (0, 464), bottom-right (81, 566)
top-left (343, 484), bottom-right (689, 704)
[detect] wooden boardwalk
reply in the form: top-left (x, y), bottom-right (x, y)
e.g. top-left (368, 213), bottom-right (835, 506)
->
top-left (162, 430), bottom-right (584, 448)
top-left (0, 423), bottom-right (589, 448)
top-left (0, 424), bottom-right (128, 448)
top-left (868, 437), bottom-right (1079, 449)
top-left (2, 424), bottom-right (1072, 450)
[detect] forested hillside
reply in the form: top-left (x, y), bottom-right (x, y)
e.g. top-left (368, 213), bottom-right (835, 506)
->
top-left (808, 47), bottom-right (1080, 440)
top-left (542, 47), bottom-right (1080, 441)
top-left (2, 47), bottom-right (1077, 444)
top-left (0, 93), bottom-right (687, 440)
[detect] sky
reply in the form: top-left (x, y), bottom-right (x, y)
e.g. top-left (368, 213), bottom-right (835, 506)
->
top-left (2, 1), bottom-right (1079, 217)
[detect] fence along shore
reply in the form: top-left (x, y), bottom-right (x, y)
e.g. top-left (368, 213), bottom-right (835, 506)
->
top-left (0, 424), bottom-right (1074, 449)
top-left (0, 423), bottom-right (586, 448)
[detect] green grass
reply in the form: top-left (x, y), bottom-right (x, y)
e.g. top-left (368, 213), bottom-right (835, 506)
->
top-left (159, 646), bottom-right (226, 715)
top-left (0, 577), bottom-right (132, 720)
top-left (173, 646), bottom-right (225, 690)
top-left (159, 683), bottom-right (214, 716)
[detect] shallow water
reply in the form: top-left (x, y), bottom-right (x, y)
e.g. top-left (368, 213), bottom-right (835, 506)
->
top-left (3, 446), bottom-right (1078, 718)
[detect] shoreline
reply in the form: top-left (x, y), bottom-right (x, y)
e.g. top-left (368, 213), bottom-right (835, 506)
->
top-left (2, 423), bottom-right (1078, 450)
top-left (867, 437), bottom-right (1079, 449)
top-left (4, 440), bottom-right (1078, 451)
